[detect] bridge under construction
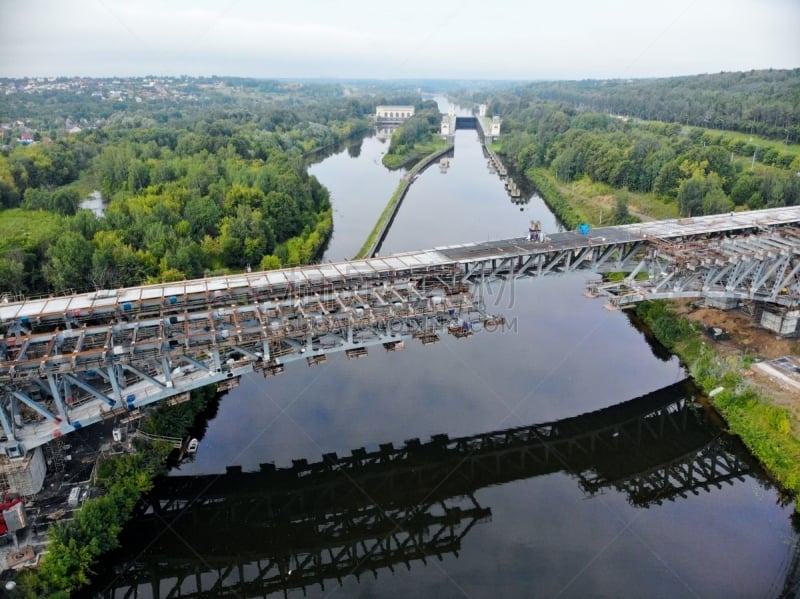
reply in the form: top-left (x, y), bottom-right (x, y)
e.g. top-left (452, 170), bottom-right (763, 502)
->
top-left (0, 206), bottom-right (798, 479)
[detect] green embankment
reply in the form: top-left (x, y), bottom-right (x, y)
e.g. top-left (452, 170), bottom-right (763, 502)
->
top-left (525, 168), bottom-right (680, 229)
top-left (382, 138), bottom-right (449, 170)
top-left (635, 301), bottom-right (800, 508)
top-left (356, 144), bottom-right (453, 259)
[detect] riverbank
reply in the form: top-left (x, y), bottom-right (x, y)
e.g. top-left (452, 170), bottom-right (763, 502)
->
top-left (510, 155), bottom-right (800, 509)
top-left (635, 300), bottom-right (800, 508)
top-left (382, 138), bottom-right (450, 170)
top-left (13, 389), bottom-right (217, 596)
top-left (522, 167), bottom-right (680, 228)
top-left (355, 144), bottom-right (453, 259)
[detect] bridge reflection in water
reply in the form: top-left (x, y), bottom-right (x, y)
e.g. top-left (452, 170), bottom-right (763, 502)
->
top-left (83, 380), bottom-right (753, 598)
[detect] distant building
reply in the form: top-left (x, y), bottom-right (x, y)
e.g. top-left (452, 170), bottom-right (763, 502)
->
top-left (376, 105), bottom-right (415, 123)
top-left (17, 132), bottom-right (34, 145)
top-left (490, 116), bottom-right (502, 137)
top-left (479, 104), bottom-right (487, 117)
top-left (440, 116), bottom-right (451, 136)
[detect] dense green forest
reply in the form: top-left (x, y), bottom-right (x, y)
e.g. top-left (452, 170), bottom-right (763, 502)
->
top-left (472, 72), bottom-right (800, 223)
top-left (0, 79), bottom-right (420, 297)
top-left (504, 69), bottom-right (800, 142)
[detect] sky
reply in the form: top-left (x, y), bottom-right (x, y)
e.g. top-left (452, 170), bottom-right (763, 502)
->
top-left (1, 0), bottom-right (798, 80)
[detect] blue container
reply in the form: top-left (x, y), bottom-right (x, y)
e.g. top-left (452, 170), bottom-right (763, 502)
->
top-left (122, 302), bottom-right (133, 311)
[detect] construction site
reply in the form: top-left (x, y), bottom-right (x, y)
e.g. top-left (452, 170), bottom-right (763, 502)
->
top-left (0, 408), bottom-right (196, 579)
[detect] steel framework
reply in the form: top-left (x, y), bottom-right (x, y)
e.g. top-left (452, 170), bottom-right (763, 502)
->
top-left (589, 226), bottom-right (800, 308)
top-left (0, 206), bottom-right (798, 455)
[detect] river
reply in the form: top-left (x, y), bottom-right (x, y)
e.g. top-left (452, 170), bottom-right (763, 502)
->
top-left (81, 99), bottom-right (800, 598)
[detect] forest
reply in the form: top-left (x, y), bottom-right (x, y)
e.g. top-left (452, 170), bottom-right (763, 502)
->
top-left (509, 69), bottom-right (800, 142)
top-left (473, 70), bottom-right (800, 223)
top-left (0, 79), bottom-right (410, 297)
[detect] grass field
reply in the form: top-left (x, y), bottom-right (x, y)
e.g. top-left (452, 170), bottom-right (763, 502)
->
top-left (0, 208), bottom-right (62, 253)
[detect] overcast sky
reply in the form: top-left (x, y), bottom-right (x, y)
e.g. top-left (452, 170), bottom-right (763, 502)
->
top-left (1, 0), bottom-right (798, 80)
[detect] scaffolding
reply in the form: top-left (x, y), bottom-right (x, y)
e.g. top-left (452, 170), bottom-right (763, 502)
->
top-left (0, 448), bottom-right (47, 497)
top-left (42, 437), bottom-right (66, 474)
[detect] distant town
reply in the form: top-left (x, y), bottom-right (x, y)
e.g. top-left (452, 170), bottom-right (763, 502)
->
top-left (0, 76), bottom-right (196, 141)
top-left (0, 75), bottom-right (317, 148)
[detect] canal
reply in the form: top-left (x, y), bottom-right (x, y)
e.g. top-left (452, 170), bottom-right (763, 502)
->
top-left (82, 100), bottom-right (800, 598)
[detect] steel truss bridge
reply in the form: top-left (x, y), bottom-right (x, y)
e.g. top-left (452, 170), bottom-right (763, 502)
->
top-left (88, 381), bottom-right (751, 598)
top-left (0, 206), bottom-right (799, 457)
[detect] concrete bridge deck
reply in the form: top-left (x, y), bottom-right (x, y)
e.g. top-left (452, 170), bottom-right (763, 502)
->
top-left (2, 206), bottom-right (798, 327)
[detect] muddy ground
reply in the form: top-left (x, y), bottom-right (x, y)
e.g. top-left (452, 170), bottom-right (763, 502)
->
top-left (677, 302), bottom-right (800, 420)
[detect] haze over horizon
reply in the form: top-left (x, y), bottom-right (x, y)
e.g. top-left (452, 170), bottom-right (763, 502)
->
top-left (1, 0), bottom-right (798, 81)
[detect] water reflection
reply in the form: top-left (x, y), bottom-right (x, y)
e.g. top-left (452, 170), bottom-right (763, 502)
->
top-left (346, 140), bottom-right (362, 159)
top-left (375, 124), bottom-right (398, 141)
top-left (82, 380), bottom-right (761, 598)
top-left (308, 134), bottom-right (405, 262)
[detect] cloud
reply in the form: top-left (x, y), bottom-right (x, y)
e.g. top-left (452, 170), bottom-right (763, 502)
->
top-left (0, 0), bottom-right (797, 78)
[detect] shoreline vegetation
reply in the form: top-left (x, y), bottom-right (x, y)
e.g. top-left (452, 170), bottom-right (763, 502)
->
top-left (19, 388), bottom-right (217, 597)
top-left (635, 301), bottom-right (800, 506)
top-left (501, 152), bottom-right (800, 511)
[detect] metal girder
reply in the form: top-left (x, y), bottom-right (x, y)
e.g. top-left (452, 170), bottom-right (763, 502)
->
top-left (0, 211), bottom-right (798, 454)
top-left (0, 284), bottom-right (488, 453)
top-left (10, 389), bottom-right (60, 423)
top-left (63, 374), bottom-right (116, 407)
top-left (46, 375), bottom-right (69, 423)
top-left (592, 227), bottom-right (800, 309)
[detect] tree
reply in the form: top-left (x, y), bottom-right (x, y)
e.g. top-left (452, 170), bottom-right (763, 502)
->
top-left (90, 231), bottom-right (150, 288)
top-left (677, 174), bottom-right (706, 216)
top-left (50, 188), bottom-right (80, 215)
top-left (0, 250), bottom-right (26, 295)
top-left (614, 197), bottom-right (631, 224)
top-left (218, 205), bottom-right (275, 269)
top-left (701, 185), bottom-right (733, 214)
top-left (264, 191), bottom-right (302, 241)
top-left (654, 160), bottom-right (682, 197)
top-left (95, 144), bottom-right (135, 197)
top-left (44, 232), bottom-right (93, 292)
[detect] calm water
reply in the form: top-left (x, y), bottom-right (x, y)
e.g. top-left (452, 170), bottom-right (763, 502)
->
top-left (309, 135), bottom-right (406, 262)
top-left (83, 101), bottom-right (800, 598)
